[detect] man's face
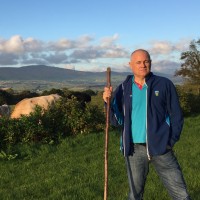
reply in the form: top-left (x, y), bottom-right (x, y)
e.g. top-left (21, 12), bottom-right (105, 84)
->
top-left (129, 51), bottom-right (151, 79)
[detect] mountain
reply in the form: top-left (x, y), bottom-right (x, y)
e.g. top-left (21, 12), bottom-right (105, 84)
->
top-left (0, 65), bottom-right (131, 81)
top-left (0, 65), bottom-right (181, 84)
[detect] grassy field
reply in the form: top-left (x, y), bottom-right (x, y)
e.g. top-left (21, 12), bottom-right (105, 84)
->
top-left (0, 115), bottom-right (200, 200)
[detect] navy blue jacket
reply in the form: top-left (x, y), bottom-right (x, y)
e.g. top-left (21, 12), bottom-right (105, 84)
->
top-left (110, 72), bottom-right (184, 157)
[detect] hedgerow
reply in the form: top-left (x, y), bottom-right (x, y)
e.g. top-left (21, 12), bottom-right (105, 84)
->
top-left (0, 96), bottom-right (105, 151)
top-left (176, 85), bottom-right (200, 115)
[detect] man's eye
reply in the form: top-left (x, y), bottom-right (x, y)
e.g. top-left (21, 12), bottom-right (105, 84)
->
top-left (136, 61), bottom-right (141, 64)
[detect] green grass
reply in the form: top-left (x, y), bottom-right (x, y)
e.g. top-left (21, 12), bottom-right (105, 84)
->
top-left (0, 115), bottom-right (200, 200)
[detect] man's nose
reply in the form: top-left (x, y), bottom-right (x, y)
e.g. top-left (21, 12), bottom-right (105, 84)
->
top-left (142, 62), bottom-right (147, 67)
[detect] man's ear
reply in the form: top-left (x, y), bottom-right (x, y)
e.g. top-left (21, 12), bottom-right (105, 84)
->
top-left (129, 62), bottom-right (132, 69)
top-left (149, 60), bottom-right (152, 70)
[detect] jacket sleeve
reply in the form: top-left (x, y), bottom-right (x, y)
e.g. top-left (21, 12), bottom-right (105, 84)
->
top-left (105, 84), bottom-right (124, 127)
top-left (167, 81), bottom-right (184, 147)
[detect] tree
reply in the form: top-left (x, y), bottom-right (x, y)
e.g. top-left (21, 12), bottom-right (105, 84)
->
top-left (175, 39), bottom-right (200, 84)
top-left (0, 90), bottom-right (12, 105)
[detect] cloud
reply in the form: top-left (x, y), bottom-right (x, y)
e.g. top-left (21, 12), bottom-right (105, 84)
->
top-left (41, 52), bottom-right (69, 64)
top-left (148, 38), bottom-right (191, 56)
top-left (145, 38), bottom-right (191, 74)
top-left (0, 35), bottom-right (24, 54)
top-left (0, 35), bottom-right (44, 54)
top-left (150, 40), bottom-right (173, 54)
top-left (108, 65), bottom-right (131, 73)
top-left (99, 33), bottom-right (119, 48)
top-left (48, 35), bottom-right (94, 51)
top-left (24, 37), bottom-right (44, 52)
top-left (103, 48), bottom-right (128, 58)
top-left (0, 34), bottom-right (128, 68)
top-left (48, 39), bottom-right (76, 51)
top-left (71, 48), bottom-right (103, 60)
top-left (0, 53), bottom-right (19, 65)
top-left (152, 60), bottom-right (181, 74)
top-left (63, 64), bottom-right (75, 70)
top-left (0, 35), bottom-right (191, 73)
top-left (77, 35), bottom-right (94, 47)
top-left (174, 38), bottom-right (191, 51)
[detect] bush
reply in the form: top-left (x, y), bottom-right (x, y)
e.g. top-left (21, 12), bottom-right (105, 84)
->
top-left (46, 96), bottom-right (105, 136)
top-left (0, 96), bottom-right (105, 151)
top-left (176, 85), bottom-right (200, 115)
top-left (0, 90), bottom-right (12, 104)
top-left (0, 89), bottom-right (39, 105)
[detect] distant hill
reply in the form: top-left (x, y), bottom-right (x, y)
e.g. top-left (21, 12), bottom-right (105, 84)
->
top-left (0, 65), bottom-right (182, 84)
top-left (0, 65), bottom-right (129, 81)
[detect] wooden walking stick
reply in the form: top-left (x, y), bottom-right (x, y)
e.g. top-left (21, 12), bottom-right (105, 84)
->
top-left (104, 67), bottom-right (111, 200)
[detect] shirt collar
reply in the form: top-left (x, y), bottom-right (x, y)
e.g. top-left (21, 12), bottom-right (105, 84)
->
top-left (134, 81), bottom-right (143, 90)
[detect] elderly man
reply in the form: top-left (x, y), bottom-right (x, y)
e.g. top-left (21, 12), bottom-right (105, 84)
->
top-left (103, 49), bottom-right (190, 200)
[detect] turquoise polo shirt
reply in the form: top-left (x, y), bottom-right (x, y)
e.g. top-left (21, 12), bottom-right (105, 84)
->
top-left (131, 81), bottom-right (147, 143)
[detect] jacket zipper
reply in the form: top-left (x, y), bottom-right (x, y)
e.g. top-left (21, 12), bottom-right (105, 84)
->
top-left (122, 83), bottom-right (126, 156)
top-left (145, 83), bottom-right (151, 160)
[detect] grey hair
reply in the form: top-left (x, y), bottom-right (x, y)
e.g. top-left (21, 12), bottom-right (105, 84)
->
top-left (131, 49), bottom-right (151, 60)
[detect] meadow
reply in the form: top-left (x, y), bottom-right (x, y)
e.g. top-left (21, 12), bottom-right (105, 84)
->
top-left (0, 114), bottom-right (199, 200)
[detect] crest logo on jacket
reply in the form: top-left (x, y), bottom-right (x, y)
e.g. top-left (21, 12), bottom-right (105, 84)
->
top-left (155, 91), bottom-right (159, 96)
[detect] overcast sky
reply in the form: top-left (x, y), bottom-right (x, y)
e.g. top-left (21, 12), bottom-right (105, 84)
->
top-left (0, 0), bottom-right (199, 74)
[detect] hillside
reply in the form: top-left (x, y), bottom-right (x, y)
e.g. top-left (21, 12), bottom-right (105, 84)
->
top-left (0, 65), bottom-right (183, 91)
top-left (0, 114), bottom-right (199, 199)
top-left (0, 65), bottom-right (182, 81)
top-left (0, 65), bottom-right (131, 81)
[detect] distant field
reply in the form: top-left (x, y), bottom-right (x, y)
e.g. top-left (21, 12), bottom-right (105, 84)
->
top-left (0, 69), bottom-right (183, 92)
top-left (0, 115), bottom-right (199, 200)
top-left (0, 80), bottom-right (106, 91)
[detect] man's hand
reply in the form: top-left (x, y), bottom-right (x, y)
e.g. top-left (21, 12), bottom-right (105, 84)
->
top-left (103, 87), bottom-right (113, 103)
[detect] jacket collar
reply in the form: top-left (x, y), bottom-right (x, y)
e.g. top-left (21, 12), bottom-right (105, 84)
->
top-left (123, 72), bottom-right (154, 85)
top-left (145, 72), bottom-right (154, 82)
